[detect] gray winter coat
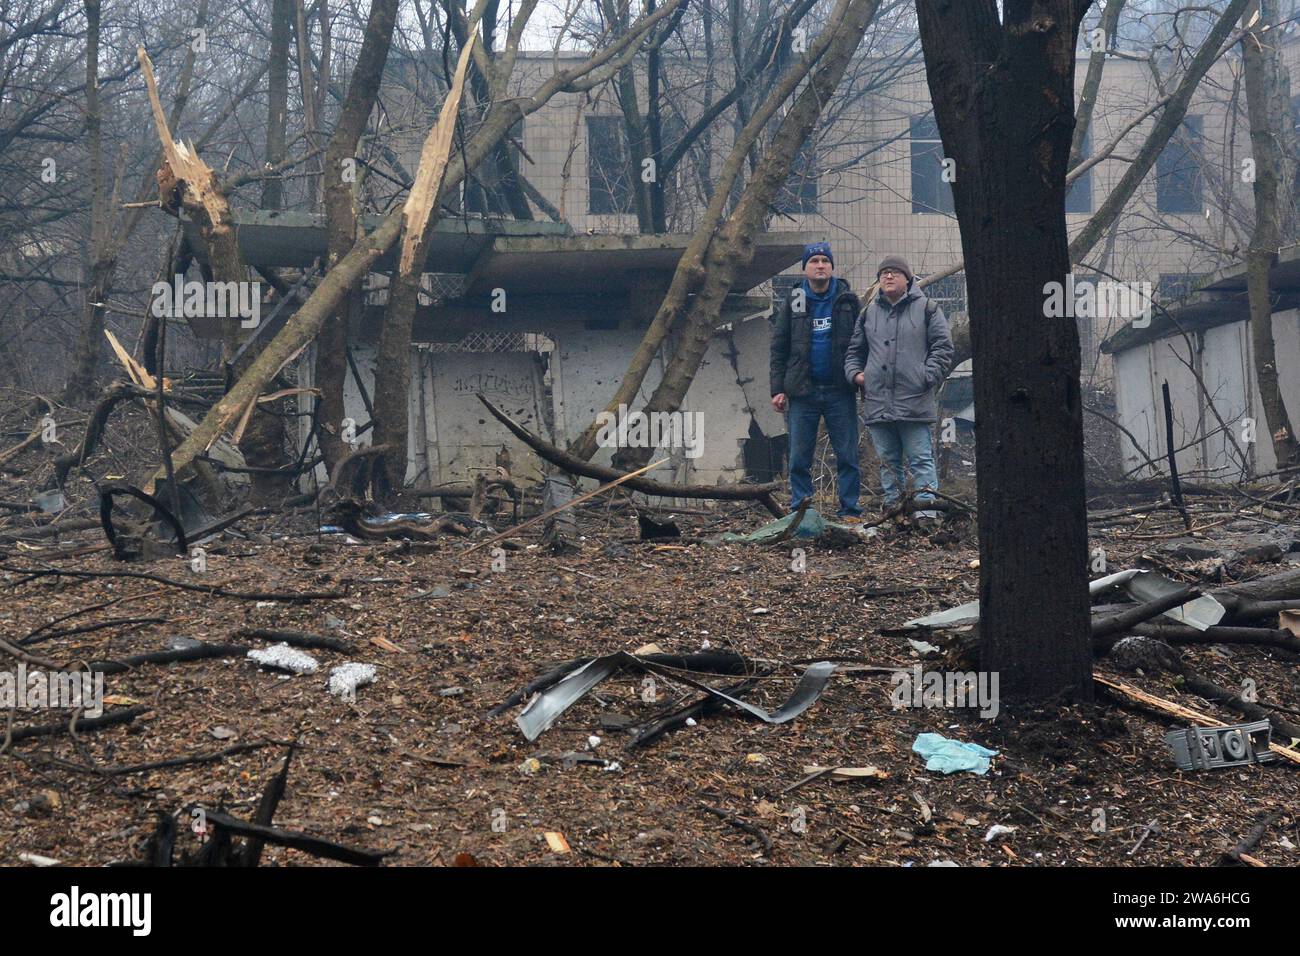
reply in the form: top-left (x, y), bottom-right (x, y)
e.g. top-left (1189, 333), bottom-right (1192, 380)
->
top-left (843, 281), bottom-right (954, 425)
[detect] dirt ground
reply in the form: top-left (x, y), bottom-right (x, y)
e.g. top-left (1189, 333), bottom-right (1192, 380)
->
top-left (2, 391), bottom-right (1298, 867)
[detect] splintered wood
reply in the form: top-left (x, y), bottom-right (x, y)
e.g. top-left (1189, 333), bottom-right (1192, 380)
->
top-left (398, 31), bottom-right (476, 274)
top-left (137, 46), bottom-right (230, 232)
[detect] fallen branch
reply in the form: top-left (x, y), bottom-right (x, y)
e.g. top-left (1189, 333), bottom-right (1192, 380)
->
top-left (1092, 586), bottom-right (1201, 640)
top-left (0, 563), bottom-right (345, 602)
top-left (36, 617), bottom-right (165, 641)
top-left (7, 705), bottom-right (150, 743)
top-left (37, 741), bottom-right (271, 776)
top-left (0, 396), bottom-right (53, 467)
top-left (476, 394), bottom-right (784, 516)
top-left (235, 628), bottom-right (351, 652)
top-left (698, 802), bottom-right (772, 854)
top-left (0, 519), bottom-right (101, 544)
top-left (462, 456), bottom-right (668, 555)
top-left (1219, 810), bottom-right (1280, 867)
top-left (195, 807), bottom-right (389, 866)
top-left (1180, 673), bottom-right (1300, 743)
top-left (90, 642), bottom-right (249, 674)
top-left (1129, 623), bottom-right (1300, 655)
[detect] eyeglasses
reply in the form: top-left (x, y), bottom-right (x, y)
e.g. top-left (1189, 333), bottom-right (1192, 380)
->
top-left (879, 269), bottom-right (904, 278)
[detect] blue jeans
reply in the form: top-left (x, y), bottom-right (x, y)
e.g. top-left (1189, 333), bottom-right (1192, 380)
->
top-left (867, 421), bottom-right (938, 511)
top-left (787, 386), bottom-right (861, 517)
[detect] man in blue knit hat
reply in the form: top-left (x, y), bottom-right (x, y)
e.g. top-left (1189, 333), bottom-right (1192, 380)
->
top-left (769, 241), bottom-right (863, 518)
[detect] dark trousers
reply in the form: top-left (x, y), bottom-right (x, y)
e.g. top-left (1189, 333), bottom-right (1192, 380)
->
top-left (787, 386), bottom-right (862, 517)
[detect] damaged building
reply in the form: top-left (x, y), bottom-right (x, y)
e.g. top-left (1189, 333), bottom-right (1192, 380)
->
top-left (180, 211), bottom-right (812, 492)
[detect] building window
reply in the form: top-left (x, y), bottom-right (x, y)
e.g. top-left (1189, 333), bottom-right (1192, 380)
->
top-left (465, 118), bottom-right (525, 215)
top-left (774, 140), bottom-right (819, 215)
top-left (910, 115), bottom-right (955, 215)
top-left (1156, 115), bottom-right (1203, 214)
top-left (922, 274), bottom-right (965, 316)
top-left (1157, 272), bottom-right (1206, 302)
top-left (587, 115), bottom-right (634, 215)
top-left (1066, 127), bottom-right (1092, 214)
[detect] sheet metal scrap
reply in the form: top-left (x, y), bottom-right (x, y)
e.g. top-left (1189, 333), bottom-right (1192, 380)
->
top-left (1103, 569), bottom-right (1225, 631)
top-left (904, 568), bottom-right (1226, 631)
top-left (514, 651), bottom-right (836, 742)
top-left (1164, 721), bottom-right (1277, 771)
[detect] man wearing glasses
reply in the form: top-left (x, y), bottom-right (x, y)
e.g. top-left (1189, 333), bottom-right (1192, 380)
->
top-left (844, 256), bottom-right (954, 519)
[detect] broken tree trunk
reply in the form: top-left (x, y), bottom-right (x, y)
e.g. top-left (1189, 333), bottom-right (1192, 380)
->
top-left (140, 46), bottom-right (290, 499)
top-left (371, 23), bottom-right (480, 495)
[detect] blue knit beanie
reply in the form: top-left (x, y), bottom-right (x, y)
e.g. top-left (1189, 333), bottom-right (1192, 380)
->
top-left (802, 241), bottom-right (833, 269)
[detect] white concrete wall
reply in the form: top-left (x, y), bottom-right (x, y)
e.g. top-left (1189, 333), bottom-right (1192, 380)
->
top-left (300, 345), bottom-right (547, 489)
top-left (548, 314), bottom-right (780, 487)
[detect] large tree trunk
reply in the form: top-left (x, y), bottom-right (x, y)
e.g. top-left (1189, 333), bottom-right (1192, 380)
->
top-left (370, 22), bottom-right (480, 496)
top-left (234, 0), bottom-right (298, 502)
top-left (1243, 0), bottom-right (1300, 473)
top-left (314, 0), bottom-right (400, 475)
top-left (915, 0), bottom-right (1092, 703)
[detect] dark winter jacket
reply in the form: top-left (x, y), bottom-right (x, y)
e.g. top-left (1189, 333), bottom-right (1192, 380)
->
top-left (769, 278), bottom-right (861, 398)
top-left (843, 280), bottom-right (954, 424)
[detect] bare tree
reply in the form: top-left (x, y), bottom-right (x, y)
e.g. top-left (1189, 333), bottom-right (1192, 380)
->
top-left (914, 0), bottom-right (1094, 703)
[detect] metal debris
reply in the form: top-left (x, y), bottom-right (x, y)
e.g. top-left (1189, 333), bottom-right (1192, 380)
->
top-left (1164, 721), bottom-right (1277, 770)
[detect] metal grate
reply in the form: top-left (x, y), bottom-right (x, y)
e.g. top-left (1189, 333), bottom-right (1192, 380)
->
top-left (424, 331), bottom-right (552, 353)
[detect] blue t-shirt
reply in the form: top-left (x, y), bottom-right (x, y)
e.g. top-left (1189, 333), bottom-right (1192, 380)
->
top-left (805, 278), bottom-right (838, 384)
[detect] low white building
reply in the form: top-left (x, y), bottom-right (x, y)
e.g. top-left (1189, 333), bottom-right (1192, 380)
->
top-left (1101, 245), bottom-right (1300, 481)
